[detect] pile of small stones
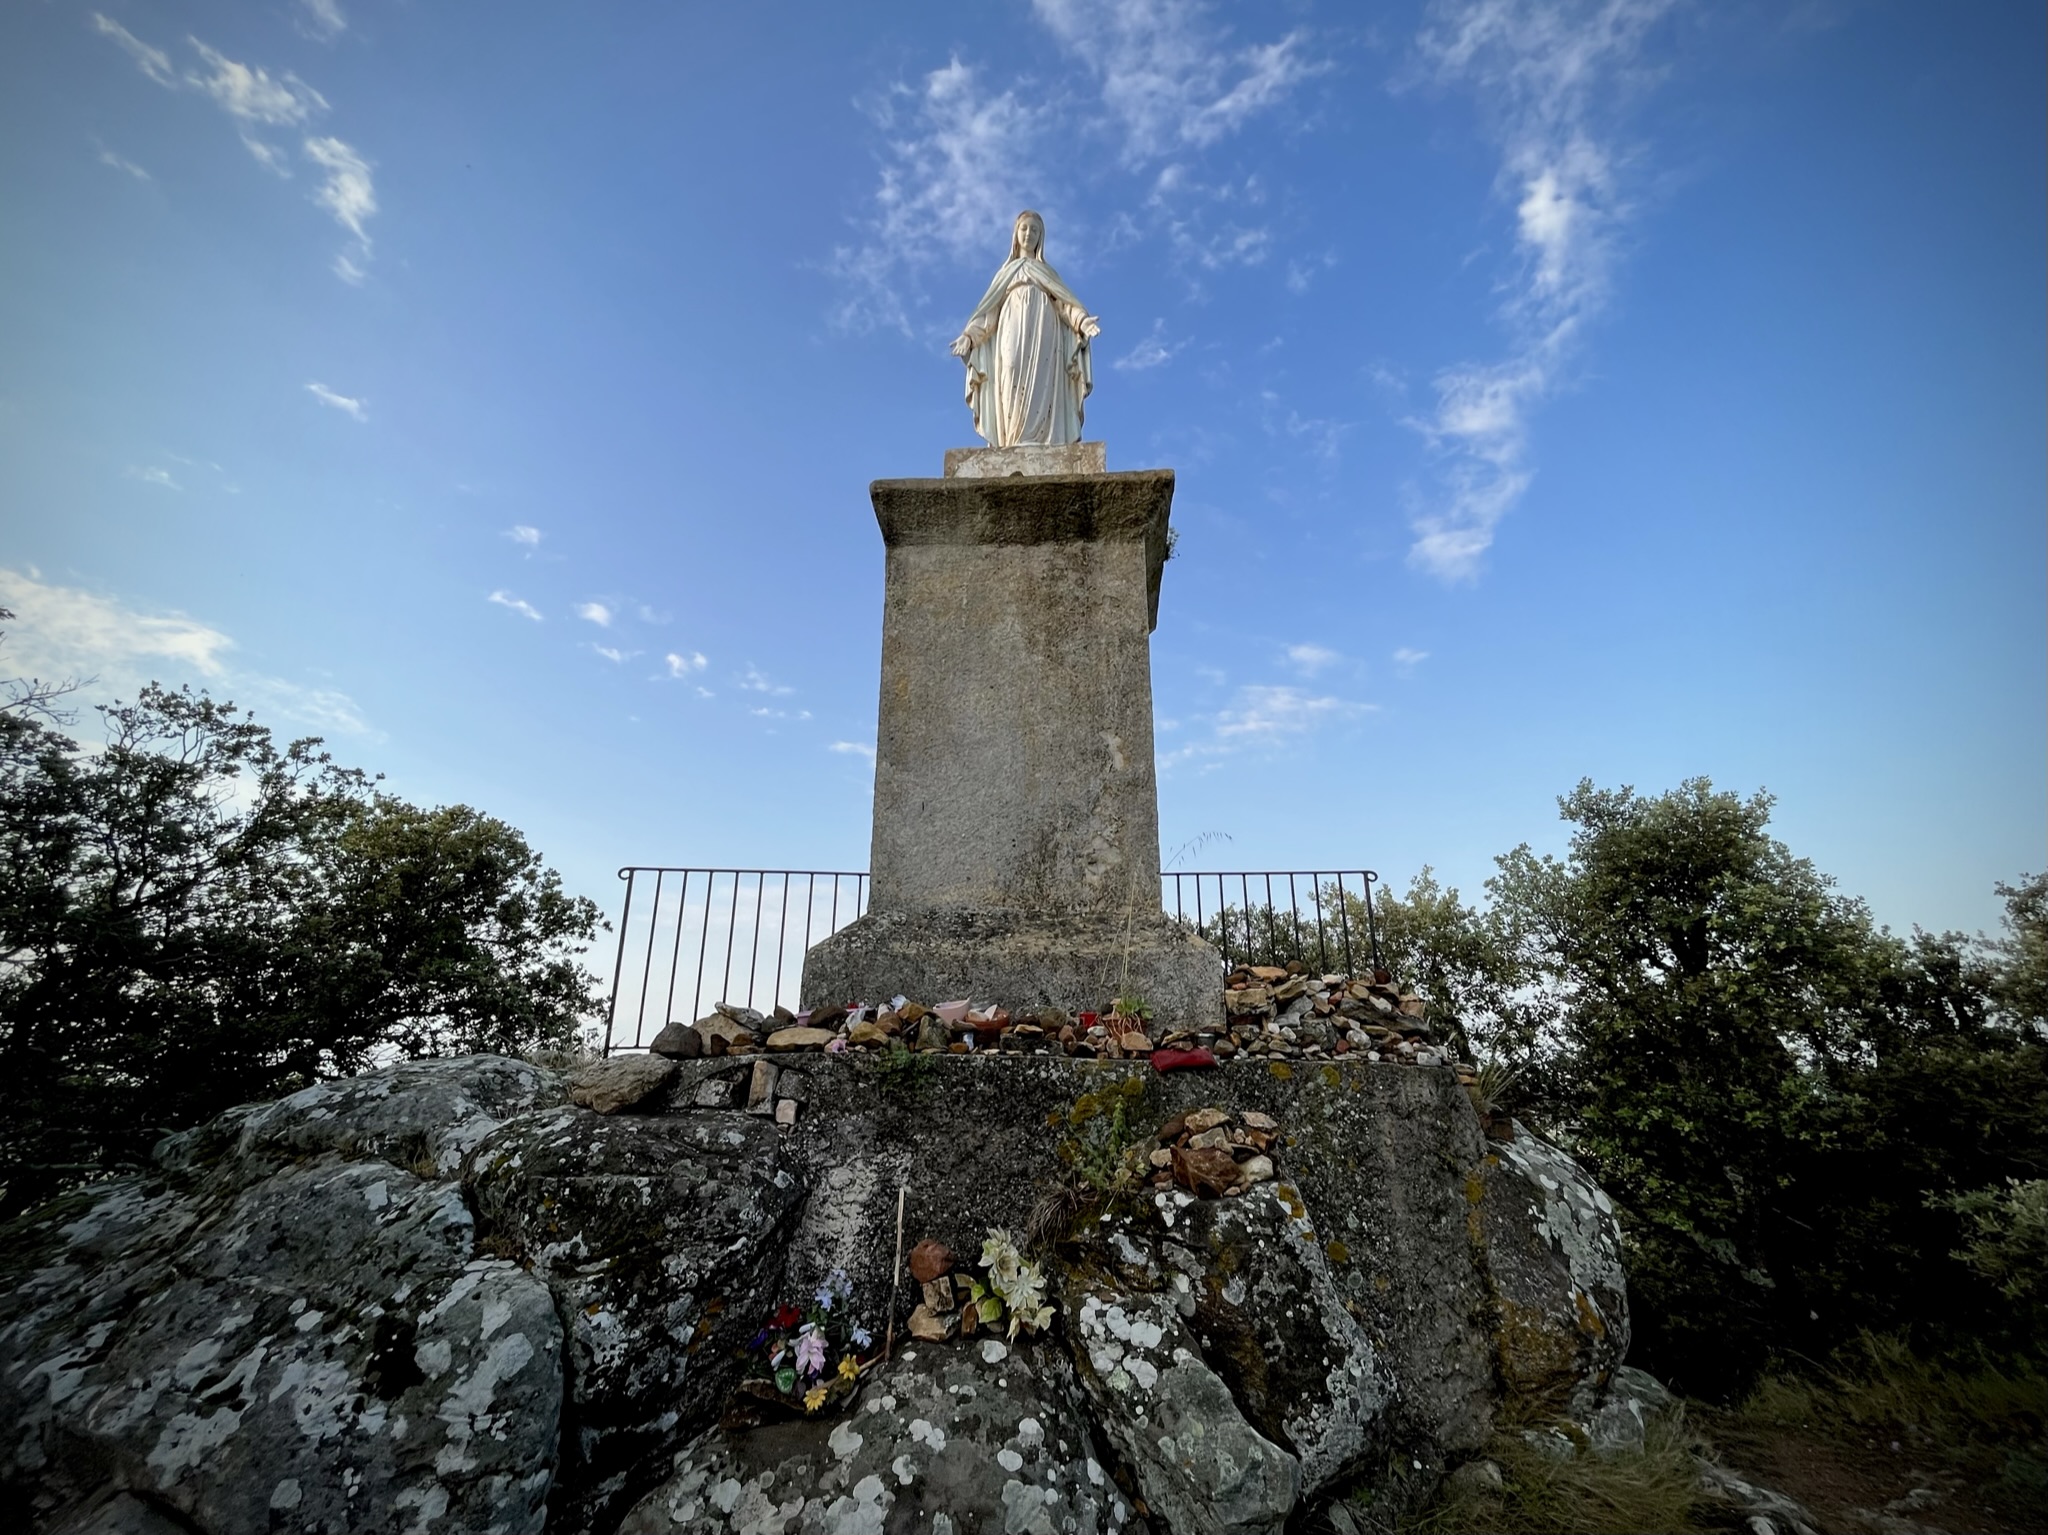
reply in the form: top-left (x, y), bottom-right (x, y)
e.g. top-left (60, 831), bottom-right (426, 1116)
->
top-left (1148, 1105), bottom-right (1280, 1197)
top-left (647, 967), bottom-right (1482, 1090)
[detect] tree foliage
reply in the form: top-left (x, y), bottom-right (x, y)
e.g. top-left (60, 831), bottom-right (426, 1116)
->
top-left (1365, 780), bottom-right (2046, 1395)
top-left (0, 683), bottom-right (602, 1214)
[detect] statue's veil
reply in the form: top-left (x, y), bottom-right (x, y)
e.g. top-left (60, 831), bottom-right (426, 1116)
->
top-left (1009, 211), bottom-right (1045, 261)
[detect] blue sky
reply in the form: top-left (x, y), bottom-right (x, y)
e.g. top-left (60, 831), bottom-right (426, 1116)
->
top-left (2, 0), bottom-right (2041, 984)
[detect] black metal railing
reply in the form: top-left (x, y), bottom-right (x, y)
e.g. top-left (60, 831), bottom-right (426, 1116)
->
top-left (601, 866), bottom-right (1378, 1054)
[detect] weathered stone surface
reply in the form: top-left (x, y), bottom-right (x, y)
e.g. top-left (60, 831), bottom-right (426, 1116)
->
top-left (153, 1052), bottom-right (566, 1186)
top-left (465, 1105), bottom-right (804, 1532)
top-left (620, 1341), bottom-right (1146, 1534)
top-left (570, 1053), bottom-right (678, 1114)
top-left (4, 1051), bottom-right (1635, 1535)
top-left (944, 440), bottom-right (1108, 478)
top-left (1170, 1186), bottom-right (1395, 1497)
top-left (693, 1015), bottom-right (755, 1055)
top-left (805, 472), bottom-right (1223, 1028)
top-left (650, 1019), bottom-right (705, 1058)
top-left (1067, 1285), bottom-right (1300, 1535)
top-left (0, 1160), bottom-right (562, 1535)
top-left (802, 906), bottom-right (1224, 1032)
top-left (1475, 1120), bottom-right (1629, 1422)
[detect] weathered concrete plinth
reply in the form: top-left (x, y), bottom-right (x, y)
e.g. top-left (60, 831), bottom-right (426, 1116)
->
top-left (801, 466), bottom-right (1223, 1026)
top-left (800, 908), bottom-right (1220, 1025)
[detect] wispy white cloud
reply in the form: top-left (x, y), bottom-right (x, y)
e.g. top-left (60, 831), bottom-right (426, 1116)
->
top-left (297, 0), bottom-right (347, 42)
top-left (831, 2), bottom-right (1328, 328)
top-left (505, 525), bottom-right (542, 547)
top-left (738, 664), bottom-right (793, 696)
top-left (125, 465), bottom-right (179, 489)
top-left (829, 740), bottom-right (877, 762)
top-left (303, 135), bottom-right (373, 238)
top-left (1404, 0), bottom-right (1674, 581)
top-left (1161, 680), bottom-right (1375, 768)
top-left (90, 13), bottom-right (174, 86)
top-left (186, 40), bottom-right (327, 125)
top-left (488, 590), bottom-right (543, 622)
top-left (750, 706), bottom-right (813, 721)
top-left (591, 645), bottom-right (639, 665)
top-left (1286, 642), bottom-right (1338, 674)
top-left (1393, 646), bottom-right (1430, 671)
top-left (575, 601), bottom-right (613, 628)
top-left (1031, 0), bottom-right (1330, 163)
top-left (1115, 319), bottom-right (1182, 372)
top-left (828, 58), bottom-right (1047, 334)
top-left (88, 17), bottom-right (377, 287)
top-left (305, 381), bottom-right (366, 421)
top-left (663, 651), bottom-right (708, 678)
top-left (0, 567), bottom-right (374, 738)
top-left (97, 146), bottom-right (150, 181)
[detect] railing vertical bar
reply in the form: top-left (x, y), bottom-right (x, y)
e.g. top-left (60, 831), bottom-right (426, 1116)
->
top-left (632, 870), bottom-right (665, 1053)
top-left (1287, 873), bottom-right (1303, 962)
top-left (1334, 873), bottom-right (1354, 975)
top-left (1311, 874), bottom-right (1328, 973)
top-left (745, 872), bottom-right (767, 1009)
top-left (662, 871), bottom-right (691, 1033)
top-left (602, 870), bottom-right (636, 1058)
top-left (1365, 871), bottom-right (1382, 974)
top-left (771, 872), bottom-right (793, 1012)
top-left (690, 871), bottom-right (715, 1025)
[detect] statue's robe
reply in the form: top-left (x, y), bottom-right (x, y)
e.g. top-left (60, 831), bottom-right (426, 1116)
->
top-left (957, 256), bottom-right (1093, 448)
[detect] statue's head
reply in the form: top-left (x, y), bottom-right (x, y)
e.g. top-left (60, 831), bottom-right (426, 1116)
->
top-left (1010, 210), bottom-right (1045, 261)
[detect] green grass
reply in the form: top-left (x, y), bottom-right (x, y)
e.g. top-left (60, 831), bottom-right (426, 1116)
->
top-left (1384, 1415), bottom-right (1710, 1535)
top-left (1728, 1332), bottom-right (2048, 1512)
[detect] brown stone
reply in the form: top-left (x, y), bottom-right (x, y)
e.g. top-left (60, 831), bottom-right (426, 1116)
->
top-left (767, 1025), bottom-right (837, 1051)
top-left (567, 1054), bottom-right (677, 1115)
top-left (693, 1014), bottom-right (754, 1056)
top-left (908, 1239), bottom-right (954, 1284)
top-left (774, 1098), bottom-right (798, 1127)
top-left (1173, 1145), bottom-right (1244, 1198)
top-left (906, 1304), bottom-right (955, 1342)
top-left (1249, 965), bottom-right (1289, 982)
top-left (1188, 1127), bottom-right (1231, 1152)
top-left (1240, 1111), bottom-right (1278, 1131)
top-left (1157, 1112), bottom-right (1190, 1144)
top-left (746, 1059), bottom-right (779, 1115)
top-left (898, 1001), bottom-right (929, 1024)
top-left (808, 1004), bottom-right (848, 1030)
top-left (1118, 1031), bottom-right (1152, 1055)
top-left (847, 1021), bottom-right (890, 1047)
top-left (1183, 1107), bottom-right (1231, 1134)
top-left (922, 1278), bottom-right (957, 1314)
top-left (648, 1019), bottom-right (704, 1059)
top-left (1149, 1147), bottom-right (1174, 1169)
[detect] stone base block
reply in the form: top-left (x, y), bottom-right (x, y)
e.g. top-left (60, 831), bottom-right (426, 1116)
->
top-left (801, 908), bottom-right (1223, 1029)
top-left (942, 441), bottom-right (1106, 478)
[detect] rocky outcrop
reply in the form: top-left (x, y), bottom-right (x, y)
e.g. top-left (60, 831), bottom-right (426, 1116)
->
top-left (2, 1052), bottom-right (1637, 1534)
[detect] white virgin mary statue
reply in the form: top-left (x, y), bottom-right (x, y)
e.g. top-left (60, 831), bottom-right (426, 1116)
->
top-left (951, 210), bottom-right (1101, 448)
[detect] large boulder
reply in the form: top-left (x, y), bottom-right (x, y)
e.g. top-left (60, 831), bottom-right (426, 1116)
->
top-left (1, 1052), bottom-right (1640, 1535)
top-left (621, 1339), bottom-right (1145, 1534)
top-left (465, 1105), bottom-right (805, 1532)
top-left (1473, 1121), bottom-right (1630, 1422)
top-left (0, 1159), bottom-right (563, 1535)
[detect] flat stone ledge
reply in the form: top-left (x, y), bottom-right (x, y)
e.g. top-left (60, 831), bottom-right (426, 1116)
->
top-left (943, 440), bottom-right (1107, 477)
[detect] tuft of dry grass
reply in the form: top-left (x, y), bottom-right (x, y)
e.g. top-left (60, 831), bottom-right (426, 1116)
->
top-left (1389, 1414), bottom-right (1711, 1535)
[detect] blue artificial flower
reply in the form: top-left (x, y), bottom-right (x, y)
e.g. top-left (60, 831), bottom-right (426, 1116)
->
top-left (814, 1284), bottom-right (836, 1312)
top-left (850, 1325), bottom-right (873, 1350)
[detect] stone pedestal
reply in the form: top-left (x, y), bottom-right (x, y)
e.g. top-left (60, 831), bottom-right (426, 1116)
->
top-left (801, 466), bottom-right (1222, 1026)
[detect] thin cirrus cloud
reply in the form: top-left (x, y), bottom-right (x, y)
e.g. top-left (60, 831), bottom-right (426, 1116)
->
top-left (488, 591), bottom-right (543, 622)
top-left (829, 740), bottom-right (877, 762)
top-left (1286, 643), bottom-right (1339, 674)
top-left (297, 0), bottom-right (348, 43)
top-left (88, 14), bottom-right (377, 284)
top-left (0, 566), bottom-right (372, 736)
top-left (575, 602), bottom-right (614, 628)
top-left (738, 664), bottom-right (793, 696)
top-left (125, 465), bottom-right (179, 489)
top-left (96, 146), bottom-right (150, 181)
top-left (1114, 319), bottom-right (1182, 372)
top-left (305, 381), bottom-right (366, 421)
top-left (1401, 0), bottom-right (1675, 583)
top-left (505, 525), bottom-right (542, 548)
top-left (828, 0), bottom-right (1328, 332)
top-left (1161, 681), bottom-right (1375, 769)
top-left (663, 652), bottom-right (708, 678)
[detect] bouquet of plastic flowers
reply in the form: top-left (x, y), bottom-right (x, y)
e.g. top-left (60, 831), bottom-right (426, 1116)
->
top-left (744, 1268), bottom-right (875, 1415)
